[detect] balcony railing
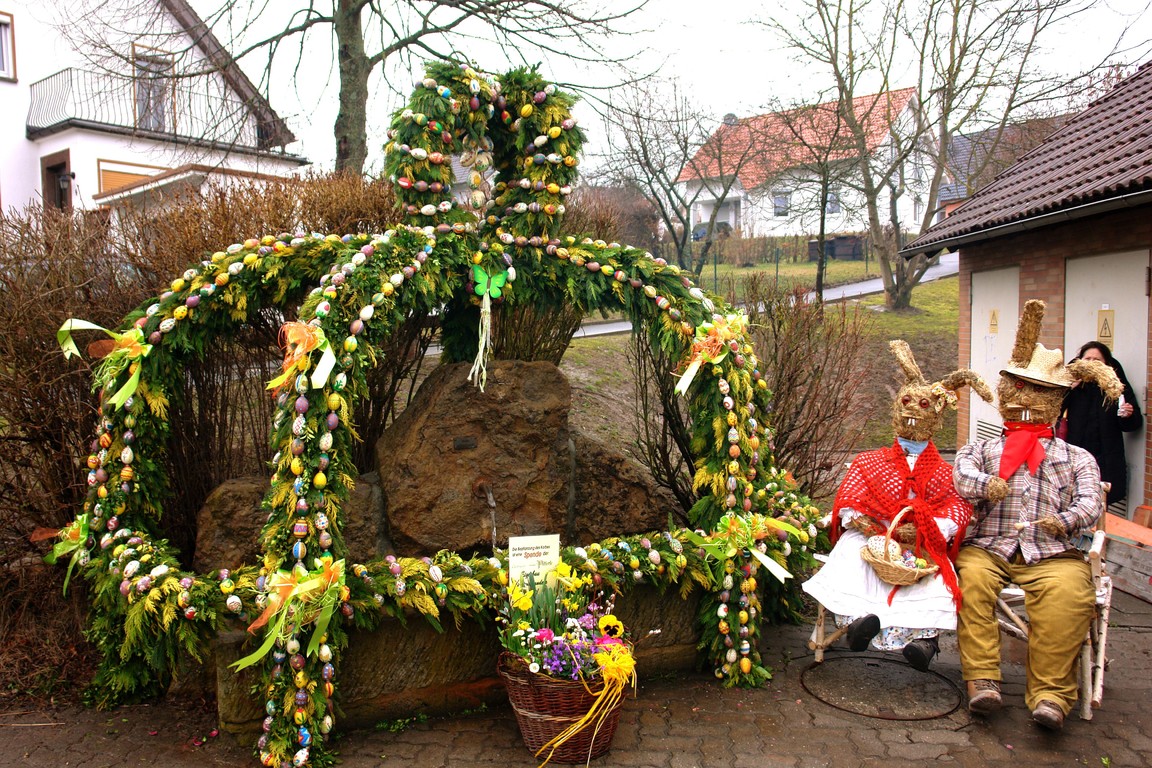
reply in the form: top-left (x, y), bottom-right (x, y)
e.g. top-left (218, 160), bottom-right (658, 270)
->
top-left (27, 67), bottom-right (276, 151)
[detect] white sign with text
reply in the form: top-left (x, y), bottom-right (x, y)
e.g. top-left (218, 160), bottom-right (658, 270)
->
top-left (508, 534), bottom-right (561, 584)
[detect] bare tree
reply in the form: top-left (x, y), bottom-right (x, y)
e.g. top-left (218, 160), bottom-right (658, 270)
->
top-left (760, 96), bottom-right (858, 301)
top-left (599, 78), bottom-right (761, 277)
top-left (765, 0), bottom-right (1097, 309)
top-left (62, 0), bottom-right (648, 174)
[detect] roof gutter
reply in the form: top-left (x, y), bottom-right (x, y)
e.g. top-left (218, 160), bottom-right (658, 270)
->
top-left (899, 187), bottom-right (1152, 256)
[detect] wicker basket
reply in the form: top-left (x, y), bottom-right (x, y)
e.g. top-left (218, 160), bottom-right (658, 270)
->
top-left (859, 507), bottom-right (939, 586)
top-left (497, 652), bottom-right (625, 764)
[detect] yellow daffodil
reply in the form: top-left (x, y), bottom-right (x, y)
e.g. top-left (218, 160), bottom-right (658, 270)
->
top-left (508, 583), bottom-right (533, 612)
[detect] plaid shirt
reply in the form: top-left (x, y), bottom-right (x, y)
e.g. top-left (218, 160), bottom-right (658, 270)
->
top-left (954, 436), bottom-right (1102, 564)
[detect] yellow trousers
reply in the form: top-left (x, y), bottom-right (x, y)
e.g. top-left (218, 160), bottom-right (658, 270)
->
top-left (956, 546), bottom-right (1095, 714)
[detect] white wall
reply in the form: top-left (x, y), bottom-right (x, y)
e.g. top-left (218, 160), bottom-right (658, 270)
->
top-left (0, 0), bottom-right (301, 212)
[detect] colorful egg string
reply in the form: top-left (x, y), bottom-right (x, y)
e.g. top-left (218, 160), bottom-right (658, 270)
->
top-left (50, 61), bottom-right (827, 768)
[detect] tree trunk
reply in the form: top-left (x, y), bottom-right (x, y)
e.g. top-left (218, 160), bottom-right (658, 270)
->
top-left (333, 0), bottom-right (370, 174)
top-left (815, 181), bottom-right (828, 302)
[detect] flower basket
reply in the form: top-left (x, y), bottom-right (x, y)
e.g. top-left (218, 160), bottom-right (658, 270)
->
top-left (497, 652), bottom-right (626, 765)
top-left (860, 507), bottom-right (938, 586)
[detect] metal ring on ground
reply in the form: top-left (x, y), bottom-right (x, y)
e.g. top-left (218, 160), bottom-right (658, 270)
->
top-left (800, 654), bottom-right (963, 721)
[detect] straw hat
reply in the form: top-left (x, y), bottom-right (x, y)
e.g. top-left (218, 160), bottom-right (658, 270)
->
top-left (1000, 343), bottom-right (1075, 388)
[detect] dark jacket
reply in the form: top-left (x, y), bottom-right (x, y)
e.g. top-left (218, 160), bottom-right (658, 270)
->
top-left (1063, 366), bottom-right (1142, 505)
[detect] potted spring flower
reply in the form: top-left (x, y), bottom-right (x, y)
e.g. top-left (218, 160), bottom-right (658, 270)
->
top-left (495, 561), bottom-right (636, 766)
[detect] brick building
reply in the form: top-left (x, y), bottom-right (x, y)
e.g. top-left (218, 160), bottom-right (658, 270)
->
top-left (904, 62), bottom-right (1152, 529)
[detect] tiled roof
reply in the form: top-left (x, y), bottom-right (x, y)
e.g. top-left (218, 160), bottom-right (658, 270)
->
top-left (677, 88), bottom-right (916, 190)
top-left (905, 61), bottom-right (1152, 254)
top-left (938, 114), bottom-right (1071, 204)
top-left (159, 0), bottom-right (297, 148)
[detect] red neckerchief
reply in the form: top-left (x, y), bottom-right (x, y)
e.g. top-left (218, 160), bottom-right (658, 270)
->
top-left (999, 422), bottom-right (1053, 479)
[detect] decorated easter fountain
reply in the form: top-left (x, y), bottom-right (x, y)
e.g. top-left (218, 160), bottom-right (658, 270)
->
top-left (49, 61), bottom-right (825, 767)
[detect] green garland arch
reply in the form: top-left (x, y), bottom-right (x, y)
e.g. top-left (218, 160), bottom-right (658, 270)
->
top-left (50, 62), bottom-right (827, 768)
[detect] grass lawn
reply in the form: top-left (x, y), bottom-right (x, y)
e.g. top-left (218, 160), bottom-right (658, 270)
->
top-left (695, 257), bottom-right (880, 298)
top-left (849, 275), bottom-right (961, 449)
top-left (563, 272), bottom-right (962, 461)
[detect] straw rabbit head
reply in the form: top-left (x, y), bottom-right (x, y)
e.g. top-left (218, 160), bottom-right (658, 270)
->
top-left (996, 300), bottom-right (1123, 426)
top-left (889, 340), bottom-right (994, 442)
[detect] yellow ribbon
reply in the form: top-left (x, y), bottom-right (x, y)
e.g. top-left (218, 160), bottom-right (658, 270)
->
top-left (673, 313), bottom-right (747, 395)
top-left (267, 322), bottom-right (337, 393)
top-left (534, 642), bottom-right (636, 767)
top-left (42, 513), bottom-right (89, 594)
top-left (232, 559), bottom-right (345, 671)
top-left (57, 319), bottom-right (152, 409)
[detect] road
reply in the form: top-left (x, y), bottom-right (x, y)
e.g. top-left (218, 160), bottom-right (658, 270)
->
top-left (573, 252), bottom-right (960, 339)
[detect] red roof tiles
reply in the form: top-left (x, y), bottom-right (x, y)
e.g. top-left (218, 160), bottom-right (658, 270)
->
top-left (678, 88), bottom-right (916, 190)
top-left (904, 61), bottom-right (1152, 254)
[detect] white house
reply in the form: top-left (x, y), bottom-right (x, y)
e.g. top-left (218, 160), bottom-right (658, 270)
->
top-left (678, 88), bottom-right (932, 241)
top-left (0, 0), bottom-right (307, 214)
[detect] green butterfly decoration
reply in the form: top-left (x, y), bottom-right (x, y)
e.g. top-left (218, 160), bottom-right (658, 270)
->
top-left (473, 264), bottom-right (509, 299)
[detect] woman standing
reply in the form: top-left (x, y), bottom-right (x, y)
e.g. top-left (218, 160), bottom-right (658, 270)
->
top-left (1063, 341), bottom-right (1143, 505)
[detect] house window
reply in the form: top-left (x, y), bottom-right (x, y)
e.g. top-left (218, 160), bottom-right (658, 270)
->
top-left (825, 188), bottom-right (841, 214)
top-left (0, 11), bottom-right (15, 81)
top-left (134, 46), bottom-right (173, 132)
top-left (772, 190), bottom-right (791, 217)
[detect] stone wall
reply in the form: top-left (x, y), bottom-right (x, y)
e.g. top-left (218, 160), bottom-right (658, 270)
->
top-left (214, 583), bottom-right (704, 735)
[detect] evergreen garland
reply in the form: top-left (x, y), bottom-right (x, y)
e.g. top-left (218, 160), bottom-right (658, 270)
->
top-left (48, 62), bottom-right (828, 768)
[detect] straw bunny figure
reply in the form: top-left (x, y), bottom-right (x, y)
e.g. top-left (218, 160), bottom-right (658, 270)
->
top-left (954, 299), bottom-right (1122, 731)
top-left (803, 340), bottom-right (992, 672)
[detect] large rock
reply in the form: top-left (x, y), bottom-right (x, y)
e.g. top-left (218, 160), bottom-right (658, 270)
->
top-left (569, 431), bottom-right (674, 545)
top-left (376, 360), bottom-right (571, 554)
top-left (377, 360), bottom-right (674, 554)
top-left (193, 473), bottom-right (387, 574)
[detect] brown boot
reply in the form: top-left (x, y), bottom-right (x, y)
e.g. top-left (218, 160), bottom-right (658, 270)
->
top-left (967, 679), bottom-right (1002, 714)
top-left (1032, 700), bottom-right (1065, 731)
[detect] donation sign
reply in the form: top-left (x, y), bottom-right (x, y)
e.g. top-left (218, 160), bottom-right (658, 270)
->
top-left (508, 534), bottom-right (561, 584)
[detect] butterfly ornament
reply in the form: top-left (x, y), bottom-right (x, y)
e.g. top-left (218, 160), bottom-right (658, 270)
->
top-left (468, 264), bottom-right (512, 390)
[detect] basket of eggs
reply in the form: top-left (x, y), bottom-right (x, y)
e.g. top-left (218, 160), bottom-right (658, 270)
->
top-left (860, 507), bottom-right (939, 586)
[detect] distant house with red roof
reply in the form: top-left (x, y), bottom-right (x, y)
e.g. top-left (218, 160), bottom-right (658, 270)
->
top-left (904, 61), bottom-right (1152, 531)
top-left (677, 87), bottom-right (930, 239)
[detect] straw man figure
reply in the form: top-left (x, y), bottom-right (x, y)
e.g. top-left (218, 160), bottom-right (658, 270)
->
top-left (954, 300), bottom-right (1122, 731)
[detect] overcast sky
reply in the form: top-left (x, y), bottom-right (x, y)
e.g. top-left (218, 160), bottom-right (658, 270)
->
top-left (195, 0), bottom-right (1152, 174)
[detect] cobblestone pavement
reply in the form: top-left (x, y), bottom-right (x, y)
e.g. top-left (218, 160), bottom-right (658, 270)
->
top-left (6, 589), bottom-right (1150, 768)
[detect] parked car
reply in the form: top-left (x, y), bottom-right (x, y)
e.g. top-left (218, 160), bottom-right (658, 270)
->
top-left (691, 221), bottom-right (732, 241)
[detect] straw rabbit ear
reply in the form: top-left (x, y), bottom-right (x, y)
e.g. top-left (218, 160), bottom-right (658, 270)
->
top-left (889, 340), bottom-right (926, 385)
top-left (1009, 299), bottom-right (1046, 367)
top-left (1068, 358), bottom-right (1125, 401)
top-left (938, 369), bottom-right (994, 403)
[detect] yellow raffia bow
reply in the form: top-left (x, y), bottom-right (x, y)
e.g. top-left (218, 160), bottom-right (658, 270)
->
top-left (232, 559), bottom-right (346, 670)
top-left (674, 313), bottom-right (748, 395)
top-left (57, 319), bottom-right (152, 409)
top-left (534, 642), bottom-right (636, 768)
top-left (686, 513), bottom-right (801, 585)
top-left (266, 322), bottom-right (338, 394)
top-left (42, 512), bottom-right (89, 594)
